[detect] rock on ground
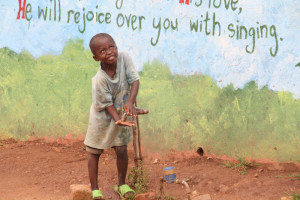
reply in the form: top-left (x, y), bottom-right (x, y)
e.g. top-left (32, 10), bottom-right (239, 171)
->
top-left (70, 184), bottom-right (92, 200)
top-left (134, 192), bottom-right (156, 200)
top-left (192, 194), bottom-right (212, 200)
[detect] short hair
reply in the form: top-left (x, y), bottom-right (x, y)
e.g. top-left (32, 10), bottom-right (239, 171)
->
top-left (89, 33), bottom-right (115, 55)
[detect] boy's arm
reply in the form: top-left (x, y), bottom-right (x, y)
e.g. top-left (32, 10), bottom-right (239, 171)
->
top-left (124, 80), bottom-right (139, 117)
top-left (105, 80), bottom-right (139, 127)
top-left (106, 105), bottom-right (135, 127)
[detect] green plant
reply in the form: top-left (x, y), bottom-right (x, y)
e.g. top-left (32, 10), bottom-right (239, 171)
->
top-left (222, 157), bottom-right (260, 175)
top-left (156, 195), bottom-right (175, 200)
top-left (284, 189), bottom-right (300, 200)
top-left (289, 173), bottom-right (300, 180)
top-left (221, 161), bottom-right (232, 168)
top-left (164, 196), bottom-right (175, 200)
top-left (128, 161), bottom-right (148, 195)
top-left (291, 194), bottom-right (300, 200)
top-left (234, 157), bottom-right (260, 174)
top-left (276, 173), bottom-right (300, 180)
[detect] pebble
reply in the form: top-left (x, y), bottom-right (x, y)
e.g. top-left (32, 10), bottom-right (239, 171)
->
top-left (192, 194), bottom-right (212, 200)
top-left (219, 184), bottom-right (230, 193)
top-left (280, 196), bottom-right (293, 200)
top-left (134, 192), bottom-right (156, 200)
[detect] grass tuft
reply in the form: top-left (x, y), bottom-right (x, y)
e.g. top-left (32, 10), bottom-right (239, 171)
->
top-left (221, 157), bottom-right (260, 175)
top-left (128, 161), bottom-right (148, 196)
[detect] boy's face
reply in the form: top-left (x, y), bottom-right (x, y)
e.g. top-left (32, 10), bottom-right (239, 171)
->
top-left (92, 37), bottom-right (118, 66)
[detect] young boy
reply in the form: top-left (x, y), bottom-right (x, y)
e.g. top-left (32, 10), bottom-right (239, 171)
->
top-left (84, 33), bottom-right (140, 199)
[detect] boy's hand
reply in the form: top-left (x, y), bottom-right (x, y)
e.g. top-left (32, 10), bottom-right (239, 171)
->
top-left (115, 119), bottom-right (136, 127)
top-left (123, 102), bottom-right (137, 117)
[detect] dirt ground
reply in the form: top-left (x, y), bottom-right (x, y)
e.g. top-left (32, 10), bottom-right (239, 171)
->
top-left (0, 137), bottom-right (299, 200)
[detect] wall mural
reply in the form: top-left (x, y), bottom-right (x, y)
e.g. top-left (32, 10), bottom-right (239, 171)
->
top-left (0, 0), bottom-right (299, 161)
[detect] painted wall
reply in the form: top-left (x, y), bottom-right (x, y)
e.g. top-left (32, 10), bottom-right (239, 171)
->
top-left (0, 0), bottom-right (299, 161)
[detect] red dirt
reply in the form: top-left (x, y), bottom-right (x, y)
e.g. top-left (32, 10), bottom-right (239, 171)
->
top-left (0, 138), bottom-right (299, 200)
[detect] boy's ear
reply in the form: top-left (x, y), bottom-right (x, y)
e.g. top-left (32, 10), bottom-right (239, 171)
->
top-left (93, 55), bottom-right (99, 61)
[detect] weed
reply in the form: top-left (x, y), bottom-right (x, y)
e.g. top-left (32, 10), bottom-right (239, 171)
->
top-left (221, 161), bottom-right (232, 168)
top-left (291, 194), bottom-right (300, 200)
top-left (284, 189), bottom-right (300, 200)
top-left (276, 173), bottom-right (300, 180)
top-left (156, 194), bottom-right (175, 200)
top-left (237, 157), bottom-right (260, 167)
top-left (155, 177), bottom-right (176, 200)
top-left (164, 196), bottom-right (175, 200)
top-left (128, 161), bottom-right (148, 195)
top-left (221, 157), bottom-right (260, 175)
top-left (289, 173), bottom-right (300, 180)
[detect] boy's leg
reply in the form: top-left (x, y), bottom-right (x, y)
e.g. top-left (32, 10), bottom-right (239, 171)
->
top-left (88, 153), bottom-right (101, 190)
top-left (113, 145), bottom-right (128, 186)
top-left (86, 146), bottom-right (104, 191)
top-left (113, 145), bottom-right (135, 198)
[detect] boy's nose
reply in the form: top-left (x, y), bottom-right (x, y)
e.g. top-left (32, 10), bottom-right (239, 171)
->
top-left (106, 48), bottom-right (114, 55)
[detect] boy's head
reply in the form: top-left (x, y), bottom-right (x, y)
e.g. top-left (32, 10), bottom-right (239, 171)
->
top-left (89, 33), bottom-right (118, 65)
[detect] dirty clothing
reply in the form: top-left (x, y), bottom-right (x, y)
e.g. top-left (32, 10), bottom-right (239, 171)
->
top-left (84, 52), bottom-right (140, 149)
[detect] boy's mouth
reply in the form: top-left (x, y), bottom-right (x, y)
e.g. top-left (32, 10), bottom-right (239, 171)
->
top-left (107, 55), bottom-right (116, 62)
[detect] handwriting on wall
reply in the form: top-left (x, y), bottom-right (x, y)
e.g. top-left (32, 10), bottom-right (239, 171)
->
top-left (16, 0), bottom-right (283, 57)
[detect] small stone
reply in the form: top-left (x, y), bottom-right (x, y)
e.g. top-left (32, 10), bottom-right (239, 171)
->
top-left (207, 157), bottom-right (212, 160)
top-left (53, 147), bottom-right (61, 153)
top-left (193, 179), bottom-right (200, 184)
top-left (69, 184), bottom-right (92, 200)
top-left (219, 184), bottom-right (230, 193)
top-left (280, 196), bottom-right (293, 200)
top-left (191, 190), bottom-right (200, 197)
top-left (134, 192), bottom-right (156, 200)
top-left (69, 178), bottom-right (76, 184)
top-left (259, 169), bottom-right (264, 173)
top-left (153, 158), bottom-right (160, 164)
top-left (254, 173), bottom-right (259, 178)
top-left (192, 194), bottom-right (212, 200)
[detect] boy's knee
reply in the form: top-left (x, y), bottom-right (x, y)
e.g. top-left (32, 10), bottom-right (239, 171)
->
top-left (114, 145), bottom-right (128, 157)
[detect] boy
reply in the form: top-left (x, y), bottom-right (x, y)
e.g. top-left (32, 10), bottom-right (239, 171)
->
top-left (84, 33), bottom-right (139, 199)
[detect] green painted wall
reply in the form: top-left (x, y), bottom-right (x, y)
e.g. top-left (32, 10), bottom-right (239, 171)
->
top-left (0, 40), bottom-right (299, 161)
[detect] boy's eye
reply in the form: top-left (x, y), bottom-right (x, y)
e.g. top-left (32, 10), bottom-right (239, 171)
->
top-left (109, 46), bottom-right (115, 49)
top-left (101, 49), bottom-right (106, 53)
